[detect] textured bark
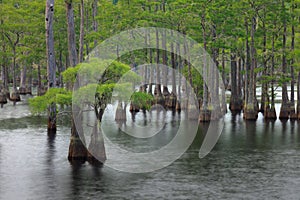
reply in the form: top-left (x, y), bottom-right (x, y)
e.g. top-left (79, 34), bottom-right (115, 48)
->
top-left (66, 1), bottom-right (78, 67)
top-left (266, 29), bottom-right (277, 119)
top-left (244, 17), bottom-right (258, 120)
top-left (78, 0), bottom-right (84, 62)
top-left (229, 54), bottom-right (243, 112)
top-left (68, 114), bottom-right (87, 164)
top-left (46, 0), bottom-right (57, 132)
top-left (279, 0), bottom-right (290, 119)
top-left (199, 12), bottom-right (210, 122)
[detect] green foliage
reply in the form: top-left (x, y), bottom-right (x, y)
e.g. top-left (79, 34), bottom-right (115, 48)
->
top-left (130, 92), bottom-right (154, 110)
top-left (29, 88), bottom-right (71, 115)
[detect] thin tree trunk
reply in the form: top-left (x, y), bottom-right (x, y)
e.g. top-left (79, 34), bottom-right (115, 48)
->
top-left (78, 0), bottom-right (84, 62)
top-left (290, 19), bottom-right (297, 119)
top-left (66, 1), bottom-right (78, 67)
top-left (199, 12), bottom-right (210, 122)
top-left (92, 0), bottom-right (98, 47)
top-left (279, 0), bottom-right (290, 119)
top-left (46, 0), bottom-right (57, 133)
top-left (154, 28), bottom-right (163, 105)
top-left (19, 65), bottom-right (27, 94)
top-left (229, 53), bottom-right (242, 112)
top-left (268, 31), bottom-right (277, 119)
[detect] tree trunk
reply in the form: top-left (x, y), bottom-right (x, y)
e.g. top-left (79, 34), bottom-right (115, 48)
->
top-left (161, 30), bottom-right (170, 103)
top-left (68, 112), bottom-right (87, 164)
top-left (78, 0), bottom-right (84, 63)
top-left (154, 29), bottom-right (163, 105)
top-left (289, 20), bottom-right (297, 119)
top-left (10, 46), bottom-right (21, 105)
top-left (199, 12), bottom-right (210, 122)
top-left (66, 0), bottom-right (89, 164)
top-left (66, 1), bottom-right (78, 67)
top-left (244, 16), bottom-right (258, 120)
top-left (297, 71), bottom-right (300, 119)
top-left (229, 53), bottom-right (242, 112)
top-left (176, 40), bottom-right (181, 111)
top-left (92, 0), bottom-right (98, 47)
top-left (266, 28), bottom-right (277, 119)
top-left (26, 64), bottom-right (32, 95)
top-left (19, 65), bottom-right (27, 94)
top-left (168, 32), bottom-right (177, 109)
top-left (279, 0), bottom-right (290, 119)
top-left (46, 0), bottom-right (57, 133)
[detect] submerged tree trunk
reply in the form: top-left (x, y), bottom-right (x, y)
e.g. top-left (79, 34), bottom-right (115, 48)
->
top-left (68, 112), bottom-right (87, 164)
top-left (162, 30), bottom-right (170, 105)
top-left (26, 65), bottom-right (32, 95)
top-left (289, 21), bottom-right (297, 119)
top-left (66, 0), bottom-right (89, 164)
top-left (279, 0), bottom-right (290, 120)
top-left (266, 28), bottom-right (277, 119)
top-left (19, 65), bottom-right (27, 94)
top-left (229, 53), bottom-right (243, 112)
top-left (199, 12), bottom-right (210, 122)
top-left (297, 71), bottom-right (300, 119)
top-left (244, 16), bottom-right (258, 120)
top-left (46, 0), bottom-right (57, 133)
top-left (154, 29), bottom-right (163, 105)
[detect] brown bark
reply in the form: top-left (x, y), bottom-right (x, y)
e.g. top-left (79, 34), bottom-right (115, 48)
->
top-left (68, 113), bottom-right (87, 164)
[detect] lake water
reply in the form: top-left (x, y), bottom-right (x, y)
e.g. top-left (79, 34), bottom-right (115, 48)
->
top-left (0, 97), bottom-right (300, 199)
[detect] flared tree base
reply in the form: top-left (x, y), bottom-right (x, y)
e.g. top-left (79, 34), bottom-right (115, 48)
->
top-left (264, 107), bottom-right (277, 119)
top-left (19, 87), bottom-right (26, 95)
top-left (10, 89), bottom-right (21, 102)
top-left (243, 109), bottom-right (258, 120)
top-left (166, 92), bottom-right (177, 109)
top-left (199, 109), bottom-right (211, 122)
top-left (229, 98), bottom-right (243, 112)
top-left (25, 86), bottom-right (32, 95)
top-left (0, 92), bottom-right (7, 108)
top-left (279, 105), bottom-right (290, 119)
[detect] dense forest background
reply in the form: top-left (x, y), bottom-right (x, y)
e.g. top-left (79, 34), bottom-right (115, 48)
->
top-left (0, 0), bottom-right (300, 121)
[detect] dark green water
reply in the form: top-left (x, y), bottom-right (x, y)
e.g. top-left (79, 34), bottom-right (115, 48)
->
top-left (0, 100), bottom-right (300, 199)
